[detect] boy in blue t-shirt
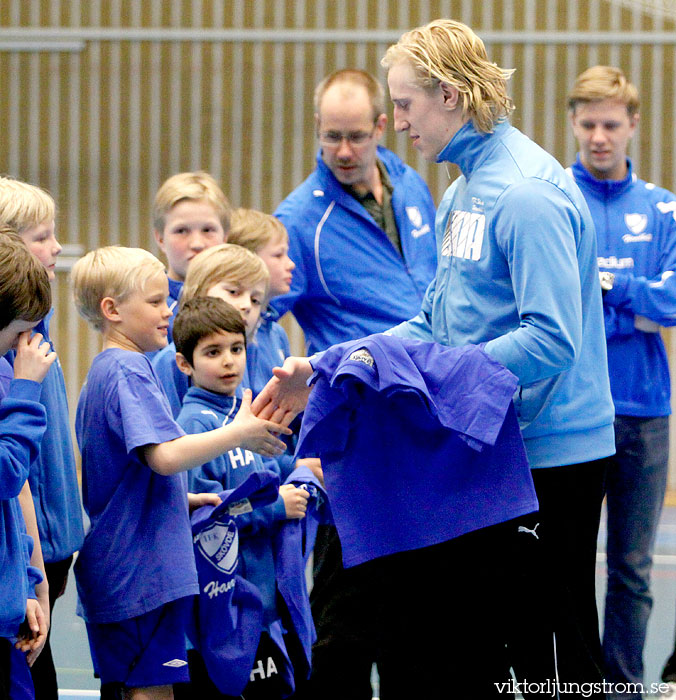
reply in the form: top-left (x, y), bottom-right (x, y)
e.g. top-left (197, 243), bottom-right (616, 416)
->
top-left (0, 176), bottom-right (85, 698)
top-left (173, 296), bottom-right (309, 698)
top-left (0, 231), bottom-right (56, 699)
top-left (70, 246), bottom-right (292, 700)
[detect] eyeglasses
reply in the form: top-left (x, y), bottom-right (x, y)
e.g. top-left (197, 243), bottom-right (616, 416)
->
top-left (318, 123), bottom-right (378, 147)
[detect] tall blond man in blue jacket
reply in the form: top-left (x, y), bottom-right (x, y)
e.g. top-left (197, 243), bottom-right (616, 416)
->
top-left (568, 66), bottom-right (676, 699)
top-left (255, 20), bottom-right (616, 697)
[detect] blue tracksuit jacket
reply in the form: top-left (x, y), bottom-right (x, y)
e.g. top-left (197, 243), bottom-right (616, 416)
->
top-left (273, 146), bottom-right (437, 354)
top-left (5, 311), bottom-right (84, 563)
top-left (390, 121), bottom-right (615, 468)
top-left (0, 368), bottom-right (46, 638)
top-left (570, 156), bottom-right (676, 417)
top-left (177, 386), bottom-right (287, 623)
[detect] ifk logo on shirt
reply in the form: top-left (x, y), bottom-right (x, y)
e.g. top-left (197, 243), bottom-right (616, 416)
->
top-left (195, 518), bottom-right (238, 574)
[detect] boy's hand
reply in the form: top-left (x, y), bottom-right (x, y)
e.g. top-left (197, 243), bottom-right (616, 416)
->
top-left (13, 332), bottom-right (57, 383)
top-left (295, 458), bottom-right (324, 485)
top-left (231, 389), bottom-right (292, 457)
top-left (15, 598), bottom-right (48, 665)
top-left (188, 492), bottom-right (222, 512)
top-left (280, 484), bottom-right (309, 519)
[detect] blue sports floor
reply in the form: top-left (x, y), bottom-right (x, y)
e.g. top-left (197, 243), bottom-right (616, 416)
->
top-left (52, 504), bottom-right (676, 699)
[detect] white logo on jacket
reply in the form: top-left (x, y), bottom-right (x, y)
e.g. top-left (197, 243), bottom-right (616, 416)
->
top-left (624, 213), bottom-right (648, 234)
top-left (657, 200), bottom-right (676, 222)
top-left (442, 211), bottom-right (485, 261)
top-left (406, 206), bottom-right (431, 238)
top-left (598, 256), bottom-right (634, 269)
top-left (406, 206), bottom-right (423, 228)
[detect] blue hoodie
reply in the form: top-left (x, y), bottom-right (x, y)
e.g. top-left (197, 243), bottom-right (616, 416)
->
top-left (390, 121), bottom-right (615, 468)
top-left (177, 386), bottom-right (288, 623)
top-left (273, 146), bottom-right (437, 354)
top-left (570, 156), bottom-right (676, 417)
top-left (0, 365), bottom-right (46, 638)
top-left (5, 310), bottom-right (84, 563)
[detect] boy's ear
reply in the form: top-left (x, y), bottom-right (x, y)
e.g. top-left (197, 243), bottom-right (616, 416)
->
top-left (153, 228), bottom-right (165, 250)
top-left (100, 297), bottom-right (120, 323)
top-left (175, 352), bottom-right (194, 377)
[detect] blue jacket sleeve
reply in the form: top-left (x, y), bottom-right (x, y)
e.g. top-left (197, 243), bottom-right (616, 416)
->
top-left (483, 180), bottom-right (581, 384)
top-left (604, 269), bottom-right (676, 327)
top-left (387, 277), bottom-right (437, 342)
top-left (0, 379), bottom-right (47, 500)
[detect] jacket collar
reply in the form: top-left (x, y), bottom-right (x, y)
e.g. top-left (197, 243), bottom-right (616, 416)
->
top-left (436, 120), bottom-right (511, 178)
top-left (570, 155), bottom-right (635, 197)
top-left (183, 385), bottom-right (240, 413)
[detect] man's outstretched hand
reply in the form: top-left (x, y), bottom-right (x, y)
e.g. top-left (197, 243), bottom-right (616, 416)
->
top-left (251, 357), bottom-right (314, 428)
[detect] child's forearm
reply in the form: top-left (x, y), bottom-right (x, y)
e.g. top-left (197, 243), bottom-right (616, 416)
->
top-left (143, 389), bottom-right (292, 475)
top-left (143, 422), bottom-right (289, 476)
top-left (18, 483), bottom-right (50, 620)
top-left (144, 423), bottom-right (252, 475)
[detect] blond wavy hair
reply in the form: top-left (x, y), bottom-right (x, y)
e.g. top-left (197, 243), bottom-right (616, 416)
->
top-left (567, 65), bottom-right (639, 116)
top-left (381, 19), bottom-right (515, 134)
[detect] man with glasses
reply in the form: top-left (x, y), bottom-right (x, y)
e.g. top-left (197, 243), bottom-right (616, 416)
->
top-left (273, 68), bottom-right (437, 356)
top-left (272, 69), bottom-right (436, 699)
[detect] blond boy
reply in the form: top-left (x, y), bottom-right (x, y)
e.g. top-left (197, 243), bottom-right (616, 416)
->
top-left (152, 172), bottom-right (231, 340)
top-left (152, 243), bottom-right (269, 416)
top-left (0, 177), bottom-right (85, 697)
top-left (70, 246), bottom-right (289, 700)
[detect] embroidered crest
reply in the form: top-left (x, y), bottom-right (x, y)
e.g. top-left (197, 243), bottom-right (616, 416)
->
top-left (348, 348), bottom-right (374, 367)
top-left (624, 213), bottom-right (647, 234)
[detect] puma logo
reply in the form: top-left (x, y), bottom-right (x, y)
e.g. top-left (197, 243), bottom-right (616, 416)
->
top-left (518, 523), bottom-right (540, 540)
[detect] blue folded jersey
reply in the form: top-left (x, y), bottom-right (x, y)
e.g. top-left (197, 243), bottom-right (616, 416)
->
top-left (189, 471), bottom-right (279, 696)
top-left (296, 334), bottom-right (539, 567)
top-left (273, 466), bottom-right (329, 682)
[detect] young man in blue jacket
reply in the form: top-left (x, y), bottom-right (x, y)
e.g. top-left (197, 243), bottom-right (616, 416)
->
top-left (255, 20), bottom-right (615, 698)
top-left (568, 65), bottom-right (676, 699)
top-left (273, 68), bottom-right (437, 356)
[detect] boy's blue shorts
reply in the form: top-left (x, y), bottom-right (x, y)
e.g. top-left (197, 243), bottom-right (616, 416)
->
top-left (85, 597), bottom-right (192, 688)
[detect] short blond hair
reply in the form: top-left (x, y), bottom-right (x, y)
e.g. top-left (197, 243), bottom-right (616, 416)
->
top-left (228, 208), bottom-right (288, 253)
top-left (71, 246), bottom-right (165, 331)
top-left (0, 176), bottom-right (56, 232)
top-left (568, 65), bottom-right (640, 116)
top-left (181, 243), bottom-right (269, 304)
top-left (314, 69), bottom-right (386, 121)
top-left (381, 19), bottom-right (515, 134)
top-left (152, 171), bottom-right (232, 233)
